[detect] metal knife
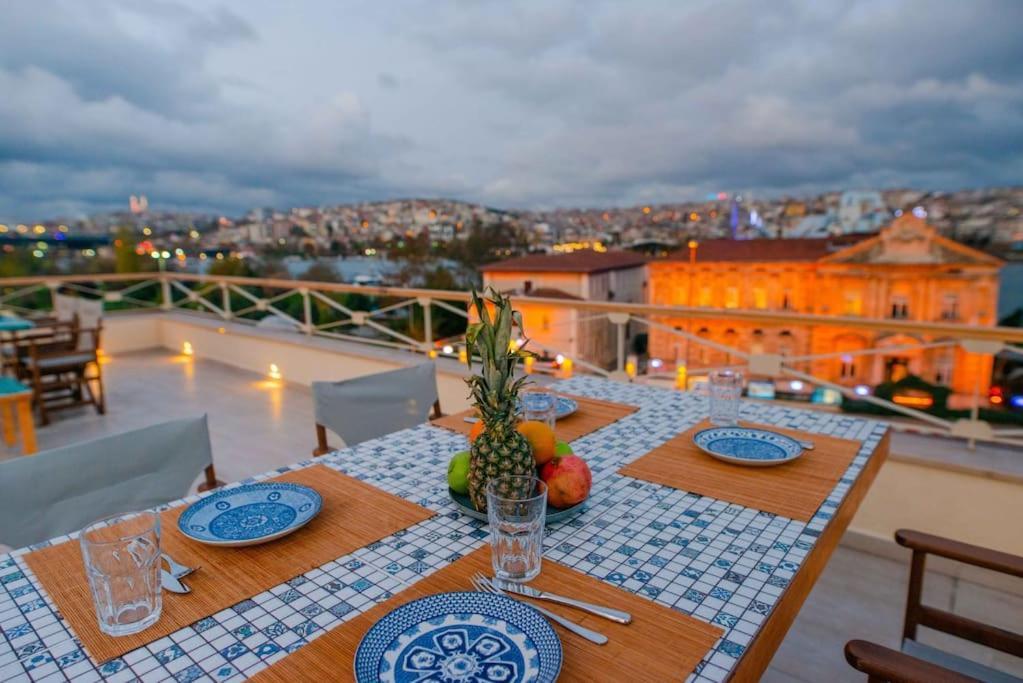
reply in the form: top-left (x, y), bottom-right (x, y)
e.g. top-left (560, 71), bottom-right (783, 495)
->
top-left (496, 580), bottom-right (632, 624)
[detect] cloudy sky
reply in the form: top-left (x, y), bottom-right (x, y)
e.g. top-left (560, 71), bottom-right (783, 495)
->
top-left (2, 0), bottom-right (1022, 221)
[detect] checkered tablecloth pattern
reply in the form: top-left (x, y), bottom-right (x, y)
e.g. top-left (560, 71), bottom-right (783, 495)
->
top-left (0, 377), bottom-right (887, 682)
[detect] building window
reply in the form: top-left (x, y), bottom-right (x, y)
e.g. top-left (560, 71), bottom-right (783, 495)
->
top-left (523, 280), bottom-right (533, 294)
top-left (698, 286), bottom-right (712, 307)
top-left (725, 287), bottom-right (739, 309)
top-left (778, 330), bottom-right (793, 356)
top-left (934, 348), bottom-right (954, 385)
top-left (843, 292), bottom-right (863, 316)
top-left (781, 290), bottom-right (792, 310)
top-left (753, 287), bottom-right (767, 309)
top-left (940, 294), bottom-right (959, 321)
top-left (890, 295), bottom-right (909, 319)
top-left (840, 354), bottom-right (857, 378)
top-left (751, 329), bottom-right (764, 355)
top-left (541, 315), bottom-right (550, 332)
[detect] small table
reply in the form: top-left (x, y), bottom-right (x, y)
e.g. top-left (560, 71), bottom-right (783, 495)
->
top-left (0, 316), bottom-right (34, 332)
top-left (0, 376), bottom-right (35, 454)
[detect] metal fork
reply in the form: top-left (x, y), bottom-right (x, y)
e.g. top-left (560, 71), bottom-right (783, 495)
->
top-left (471, 573), bottom-right (608, 645)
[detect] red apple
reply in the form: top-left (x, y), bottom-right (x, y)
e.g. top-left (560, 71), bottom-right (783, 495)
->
top-left (539, 454), bottom-right (592, 508)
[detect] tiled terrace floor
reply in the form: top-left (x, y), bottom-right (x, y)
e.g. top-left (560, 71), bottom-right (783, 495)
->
top-left (3, 350), bottom-right (1020, 681)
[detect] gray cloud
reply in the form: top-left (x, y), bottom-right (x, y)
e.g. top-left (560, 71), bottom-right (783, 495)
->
top-left (0, 0), bottom-right (1021, 221)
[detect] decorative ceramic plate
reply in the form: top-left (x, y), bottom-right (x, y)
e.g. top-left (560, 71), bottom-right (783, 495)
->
top-left (448, 488), bottom-right (586, 524)
top-left (354, 591), bottom-right (562, 683)
top-left (517, 396), bottom-right (578, 420)
top-left (692, 426), bottom-right (804, 467)
top-left (177, 482), bottom-right (322, 547)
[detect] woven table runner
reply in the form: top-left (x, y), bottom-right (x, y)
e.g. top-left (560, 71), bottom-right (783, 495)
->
top-left (251, 545), bottom-right (722, 682)
top-left (619, 419), bottom-right (861, 522)
top-left (23, 464), bottom-right (434, 663)
top-left (432, 393), bottom-right (639, 443)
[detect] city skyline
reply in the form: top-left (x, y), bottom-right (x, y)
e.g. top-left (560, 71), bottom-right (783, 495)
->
top-left (2, 1), bottom-right (1022, 221)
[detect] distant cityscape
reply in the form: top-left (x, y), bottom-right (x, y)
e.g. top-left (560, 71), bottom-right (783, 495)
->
top-left (2, 186), bottom-right (1022, 317)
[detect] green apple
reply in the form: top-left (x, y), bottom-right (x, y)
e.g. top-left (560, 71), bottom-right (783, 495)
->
top-left (447, 450), bottom-right (471, 494)
top-left (554, 441), bottom-right (573, 456)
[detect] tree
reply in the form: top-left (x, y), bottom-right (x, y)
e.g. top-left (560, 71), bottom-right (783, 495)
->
top-left (113, 226), bottom-right (140, 273)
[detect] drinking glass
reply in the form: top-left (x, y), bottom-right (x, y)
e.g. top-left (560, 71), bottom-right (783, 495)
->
top-left (80, 511), bottom-right (162, 636)
top-left (519, 385), bottom-right (557, 429)
top-left (709, 369), bottom-right (744, 426)
top-left (486, 475), bottom-right (547, 583)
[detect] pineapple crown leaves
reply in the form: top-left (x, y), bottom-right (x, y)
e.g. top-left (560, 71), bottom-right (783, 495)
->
top-left (464, 287), bottom-right (533, 424)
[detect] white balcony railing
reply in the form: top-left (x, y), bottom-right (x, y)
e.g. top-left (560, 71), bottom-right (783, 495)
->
top-left (2, 272), bottom-right (1022, 449)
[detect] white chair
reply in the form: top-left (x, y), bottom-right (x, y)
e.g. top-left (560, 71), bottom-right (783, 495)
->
top-left (0, 416), bottom-right (221, 549)
top-left (53, 293), bottom-right (104, 351)
top-left (312, 362), bottom-right (442, 455)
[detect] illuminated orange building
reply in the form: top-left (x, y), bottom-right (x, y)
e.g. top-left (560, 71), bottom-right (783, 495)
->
top-left (647, 215), bottom-right (1002, 394)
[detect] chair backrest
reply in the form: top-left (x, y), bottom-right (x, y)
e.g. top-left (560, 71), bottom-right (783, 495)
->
top-left (313, 363), bottom-right (439, 447)
top-left (53, 293), bottom-right (104, 350)
top-left (0, 416), bottom-right (214, 549)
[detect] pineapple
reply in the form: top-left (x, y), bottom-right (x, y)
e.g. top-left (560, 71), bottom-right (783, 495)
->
top-left (464, 287), bottom-right (535, 511)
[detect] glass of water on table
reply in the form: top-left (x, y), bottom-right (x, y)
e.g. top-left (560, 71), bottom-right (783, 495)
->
top-left (487, 475), bottom-right (547, 583)
top-left (520, 385), bottom-right (557, 429)
top-left (709, 369), bottom-right (744, 426)
top-left (80, 511), bottom-right (162, 636)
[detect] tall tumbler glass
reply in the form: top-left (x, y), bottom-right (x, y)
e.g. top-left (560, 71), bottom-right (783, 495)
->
top-left (519, 385), bottom-right (557, 429)
top-left (709, 369), bottom-right (744, 426)
top-left (80, 511), bottom-right (162, 636)
top-left (486, 475), bottom-right (547, 583)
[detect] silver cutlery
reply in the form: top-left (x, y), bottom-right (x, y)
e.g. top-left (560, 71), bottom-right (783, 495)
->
top-left (471, 573), bottom-right (608, 645)
top-left (160, 569), bottom-right (190, 594)
top-left (797, 439), bottom-right (815, 451)
top-left (494, 579), bottom-right (632, 624)
top-left (161, 553), bottom-right (197, 579)
top-left (463, 416), bottom-right (480, 424)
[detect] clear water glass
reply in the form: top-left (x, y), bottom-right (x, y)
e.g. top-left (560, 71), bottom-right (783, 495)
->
top-left (519, 385), bottom-right (557, 429)
top-left (709, 369), bottom-right (744, 426)
top-left (80, 511), bottom-right (162, 636)
top-left (486, 475), bottom-right (547, 583)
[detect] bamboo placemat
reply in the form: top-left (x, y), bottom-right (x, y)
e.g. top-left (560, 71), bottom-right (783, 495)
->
top-left (251, 546), bottom-right (722, 682)
top-left (23, 464), bottom-right (434, 663)
top-left (618, 420), bottom-right (861, 521)
top-left (432, 393), bottom-right (639, 443)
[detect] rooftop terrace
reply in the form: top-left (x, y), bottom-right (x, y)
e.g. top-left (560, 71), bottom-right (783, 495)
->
top-left (3, 349), bottom-right (1020, 681)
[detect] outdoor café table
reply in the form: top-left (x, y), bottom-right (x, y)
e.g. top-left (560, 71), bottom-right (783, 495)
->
top-left (0, 377), bottom-right (889, 682)
top-left (0, 316), bottom-right (34, 333)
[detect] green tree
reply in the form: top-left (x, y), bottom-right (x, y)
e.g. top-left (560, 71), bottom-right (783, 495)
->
top-left (113, 227), bottom-right (140, 273)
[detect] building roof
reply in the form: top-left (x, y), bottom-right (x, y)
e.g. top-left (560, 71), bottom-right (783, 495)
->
top-left (481, 250), bottom-right (648, 274)
top-left (662, 234), bottom-right (874, 263)
top-left (523, 287), bottom-right (582, 300)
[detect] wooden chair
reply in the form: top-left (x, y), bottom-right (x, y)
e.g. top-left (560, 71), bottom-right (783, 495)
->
top-left (1, 316), bottom-right (78, 378)
top-left (312, 363), bottom-right (445, 456)
top-left (24, 324), bottom-right (105, 425)
top-left (844, 529), bottom-right (1023, 682)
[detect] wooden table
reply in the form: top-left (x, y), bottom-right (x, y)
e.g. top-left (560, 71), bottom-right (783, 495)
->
top-left (0, 376), bottom-right (35, 454)
top-left (0, 377), bottom-right (888, 682)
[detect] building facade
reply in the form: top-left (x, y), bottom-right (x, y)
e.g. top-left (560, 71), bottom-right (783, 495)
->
top-left (481, 251), bottom-right (648, 368)
top-left (646, 215), bottom-right (1002, 394)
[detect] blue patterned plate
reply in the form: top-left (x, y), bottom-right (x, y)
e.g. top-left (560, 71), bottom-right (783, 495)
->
top-left (355, 591), bottom-right (562, 683)
top-left (517, 396), bottom-right (578, 420)
top-left (177, 482), bottom-right (322, 547)
top-left (692, 426), bottom-right (804, 467)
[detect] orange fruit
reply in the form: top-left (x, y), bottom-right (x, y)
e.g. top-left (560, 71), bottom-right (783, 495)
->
top-left (517, 420), bottom-right (556, 465)
top-left (469, 419), bottom-right (484, 442)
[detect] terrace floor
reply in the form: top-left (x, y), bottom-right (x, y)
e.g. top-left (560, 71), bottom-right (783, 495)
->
top-left (3, 350), bottom-right (1021, 681)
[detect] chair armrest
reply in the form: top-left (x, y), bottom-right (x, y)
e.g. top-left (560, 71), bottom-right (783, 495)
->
top-left (844, 640), bottom-right (981, 682)
top-left (896, 529), bottom-right (1023, 578)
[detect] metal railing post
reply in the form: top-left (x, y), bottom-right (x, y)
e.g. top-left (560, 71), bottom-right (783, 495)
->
top-left (221, 282), bottom-right (232, 321)
top-left (302, 288), bottom-right (312, 335)
top-left (418, 296), bottom-right (433, 351)
top-left (160, 275), bottom-right (172, 311)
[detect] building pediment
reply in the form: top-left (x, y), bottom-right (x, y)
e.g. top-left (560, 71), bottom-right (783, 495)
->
top-left (821, 214), bottom-right (1001, 266)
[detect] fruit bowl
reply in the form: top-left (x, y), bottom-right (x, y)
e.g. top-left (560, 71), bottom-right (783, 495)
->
top-left (447, 487), bottom-right (587, 524)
